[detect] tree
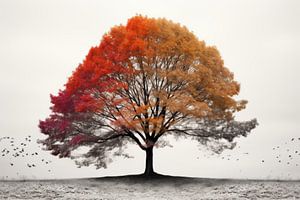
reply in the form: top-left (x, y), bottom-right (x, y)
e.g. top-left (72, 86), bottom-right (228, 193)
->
top-left (39, 16), bottom-right (258, 176)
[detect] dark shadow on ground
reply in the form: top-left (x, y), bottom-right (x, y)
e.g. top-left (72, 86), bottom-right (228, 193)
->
top-left (91, 173), bottom-right (243, 187)
top-left (90, 173), bottom-right (300, 187)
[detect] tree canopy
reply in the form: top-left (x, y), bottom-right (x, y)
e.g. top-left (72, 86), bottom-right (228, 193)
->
top-left (39, 15), bottom-right (257, 176)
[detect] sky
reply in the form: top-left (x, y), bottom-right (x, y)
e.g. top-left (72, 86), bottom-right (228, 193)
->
top-left (0, 0), bottom-right (299, 180)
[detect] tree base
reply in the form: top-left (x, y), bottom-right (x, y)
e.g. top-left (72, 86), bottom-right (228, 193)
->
top-left (142, 171), bottom-right (162, 178)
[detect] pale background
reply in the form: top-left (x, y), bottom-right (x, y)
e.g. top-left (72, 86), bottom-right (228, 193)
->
top-left (0, 0), bottom-right (299, 180)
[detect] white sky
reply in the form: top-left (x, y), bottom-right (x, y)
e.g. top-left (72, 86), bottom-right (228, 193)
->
top-left (0, 0), bottom-right (300, 180)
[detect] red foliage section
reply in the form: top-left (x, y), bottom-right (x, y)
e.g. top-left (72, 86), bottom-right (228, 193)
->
top-left (38, 17), bottom-right (153, 157)
top-left (50, 90), bottom-right (75, 114)
top-left (39, 115), bottom-right (71, 140)
top-left (38, 15), bottom-right (187, 157)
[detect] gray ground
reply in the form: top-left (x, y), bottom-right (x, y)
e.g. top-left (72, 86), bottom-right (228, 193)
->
top-left (0, 175), bottom-right (300, 200)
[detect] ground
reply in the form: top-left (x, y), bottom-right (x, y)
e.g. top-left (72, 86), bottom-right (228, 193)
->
top-left (0, 175), bottom-right (300, 199)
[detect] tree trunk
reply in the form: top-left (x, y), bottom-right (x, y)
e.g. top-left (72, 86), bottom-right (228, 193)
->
top-left (143, 147), bottom-right (155, 176)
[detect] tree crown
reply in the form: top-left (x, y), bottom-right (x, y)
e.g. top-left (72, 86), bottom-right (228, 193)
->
top-left (39, 15), bottom-right (257, 169)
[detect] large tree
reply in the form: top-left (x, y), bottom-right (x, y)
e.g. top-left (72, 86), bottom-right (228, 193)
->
top-left (39, 16), bottom-right (257, 176)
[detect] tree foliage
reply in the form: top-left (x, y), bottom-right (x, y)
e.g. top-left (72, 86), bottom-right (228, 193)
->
top-left (39, 16), bottom-right (257, 171)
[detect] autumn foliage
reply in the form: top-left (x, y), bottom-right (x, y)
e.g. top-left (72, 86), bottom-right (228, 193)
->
top-left (39, 16), bottom-right (257, 175)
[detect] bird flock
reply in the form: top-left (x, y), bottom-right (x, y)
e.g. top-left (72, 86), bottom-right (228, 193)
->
top-left (270, 137), bottom-right (300, 166)
top-left (195, 137), bottom-right (300, 180)
top-left (0, 135), bottom-right (53, 177)
top-left (197, 137), bottom-right (300, 166)
top-left (220, 138), bottom-right (300, 166)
